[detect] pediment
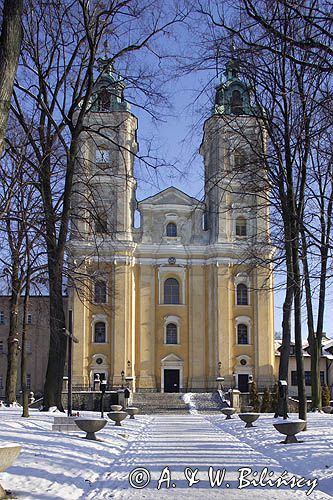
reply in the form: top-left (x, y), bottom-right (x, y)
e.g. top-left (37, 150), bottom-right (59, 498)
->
top-left (139, 187), bottom-right (200, 207)
top-left (161, 353), bottom-right (183, 364)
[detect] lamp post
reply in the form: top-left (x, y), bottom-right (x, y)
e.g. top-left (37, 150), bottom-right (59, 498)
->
top-left (62, 310), bottom-right (79, 417)
top-left (100, 379), bottom-right (107, 418)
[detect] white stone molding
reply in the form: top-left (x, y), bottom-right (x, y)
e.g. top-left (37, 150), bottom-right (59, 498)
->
top-left (91, 313), bottom-right (108, 343)
top-left (235, 315), bottom-right (252, 345)
top-left (234, 272), bottom-right (251, 306)
top-left (163, 315), bottom-right (181, 345)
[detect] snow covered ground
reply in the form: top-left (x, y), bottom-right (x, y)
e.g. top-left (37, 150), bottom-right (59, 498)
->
top-left (0, 407), bottom-right (332, 499)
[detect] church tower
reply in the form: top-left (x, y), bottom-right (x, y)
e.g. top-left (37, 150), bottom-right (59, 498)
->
top-left (71, 57), bottom-right (138, 243)
top-left (200, 58), bottom-right (269, 246)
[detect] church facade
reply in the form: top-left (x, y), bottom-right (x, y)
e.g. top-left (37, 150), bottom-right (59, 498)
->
top-left (69, 59), bottom-right (275, 393)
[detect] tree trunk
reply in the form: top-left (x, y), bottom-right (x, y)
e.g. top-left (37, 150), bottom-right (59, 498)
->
top-left (42, 262), bottom-right (67, 411)
top-left (21, 270), bottom-right (30, 418)
top-left (5, 262), bottom-right (20, 404)
top-left (0, 0), bottom-right (23, 157)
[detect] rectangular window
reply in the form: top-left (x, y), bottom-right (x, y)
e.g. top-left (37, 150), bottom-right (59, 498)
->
top-left (26, 340), bottom-right (32, 354)
top-left (27, 313), bottom-right (32, 324)
top-left (0, 311), bottom-right (4, 324)
top-left (291, 371), bottom-right (325, 386)
top-left (0, 375), bottom-right (3, 389)
top-left (26, 374), bottom-right (31, 390)
top-left (0, 340), bottom-right (3, 353)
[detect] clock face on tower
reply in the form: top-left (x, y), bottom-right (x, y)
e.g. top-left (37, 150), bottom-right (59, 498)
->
top-left (95, 149), bottom-right (110, 164)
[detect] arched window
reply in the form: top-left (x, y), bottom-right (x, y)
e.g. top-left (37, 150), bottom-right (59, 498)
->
top-left (94, 322), bottom-right (106, 343)
top-left (98, 88), bottom-right (111, 111)
top-left (237, 324), bottom-right (248, 344)
top-left (231, 90), bottom-right (243, 114)
top-left (166, 222), bottom-right (177, 237)
top-left (237, 284), bottom-right (248, 305)
top-left (164, 278), bottom-right (180, 304)
top-left (236, 217), bottom-right (247, 237)
top-left (166, 323), bottom-right (178, 344)
top-left (94, 280), bottom-right (107, 303)
top-left (234, 149), bottom-right (245, 168)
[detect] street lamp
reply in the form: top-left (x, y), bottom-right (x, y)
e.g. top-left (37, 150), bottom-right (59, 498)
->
top-left (62, 310), bottom-right (79, 417)
top-left (100, 379), bottom-right (107, 418)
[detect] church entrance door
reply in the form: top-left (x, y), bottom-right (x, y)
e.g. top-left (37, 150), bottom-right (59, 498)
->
top-left (164, 369), bottom-right (180, 393)
top-left (238, 374), bottom-right (249, 392)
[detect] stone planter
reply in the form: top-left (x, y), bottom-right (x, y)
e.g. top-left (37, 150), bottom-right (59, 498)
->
top-left (0, 444), bottom-right (21, 499)
top-left (107, 411), bottom-right (128, 426)
top-left (238, 413), bottom-right (260, 428)
top-left (110, 405), bottom-right (122, 411)
top-left (221, 407), bottom-right (236, 420)
top-left (126, 407), bottom-right (139, 419)
top-left (322, 406), bottom-right (332, 414)
top-left (273, 420), bottom-right (306, 443)
top-left (74, 418), bottom-right (107, 440)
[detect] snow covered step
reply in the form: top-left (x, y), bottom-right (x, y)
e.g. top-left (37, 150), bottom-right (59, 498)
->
top-left (52, 416), bottom-right (79, 432)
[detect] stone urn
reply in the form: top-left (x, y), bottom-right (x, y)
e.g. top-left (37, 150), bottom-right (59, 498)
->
top-left (0, 443), bottom-right (21, 499)
top-left (273, 419), bottom-right (306, 443)
top-left (322, 406), bottom-right (332, 414)
top-left (74, 418), bottom-right (107, 440)
top-left (107, 411), bottom-right (128, 426)
top-left (221, 407), bottom-right (236, 420)
top-left (238, 413), bottom-right (260, 428)
top-left (126, 407), bottom-right (139, 419)
top-left (111, 405), bottom-right (122, 411)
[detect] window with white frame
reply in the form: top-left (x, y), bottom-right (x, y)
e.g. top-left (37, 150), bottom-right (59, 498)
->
top-left (236, 283), bottom-right (248, 305)
top-left (166, 323), bottom-right (178, 344)
top-left (94, 322), bottom-right (106, 343)
top-left (237, 324), bottom-right (248, 344)
top-left (235, 316), bottom-right (251, 345)
top-left (236, 216), bottom-right (247, 237)
top-left (94, 280), bottom-right (107, 304)
top-left (164, 278), bottom-right (180, 304)
top-left (0, 311), bottom-right (4, 324)
top-left (166, 222), bottom-right (177, 237)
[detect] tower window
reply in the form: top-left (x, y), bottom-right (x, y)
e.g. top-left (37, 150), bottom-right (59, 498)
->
top-left (236, 217), bottom-right (247, 237)
top-left (94, 322), bottom-right (106, 343)
top-left (231, 90), bottom-right (243, 115)
top-left (95, 213), bottom-right (108, 234)
top-left (166, 222), bottom-right (177, 237)
top-left (94, 281), bottom-right (107, 304)
top-left (98, 88), bottom-right (111, 111)
top-left (237, 324), bottom-right (248, 344)
top-left (166, 323), bottom-right (178, 344)
top-left (27, 313), bottom-right (32, 324)
top-left (0, 341), bottom-right (3, 353)
top-left (237, 284), bottom-right (248, 305)
top-left (234, 149), bottom-right (245, 168)
top-left (0, 311), bottom-right (4, 324)
top-left (164, 278), bottom-right (180, 304)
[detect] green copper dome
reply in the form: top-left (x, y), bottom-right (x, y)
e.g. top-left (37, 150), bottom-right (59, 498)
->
top-left (89, 57), bottom-right (131, 113)
top-left (213, 59), bottom-right (254, 116)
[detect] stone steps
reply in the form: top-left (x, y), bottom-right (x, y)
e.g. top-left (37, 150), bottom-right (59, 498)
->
top-left (52, 416), bottom-right (79, 432)
top-left (132, 393), bottom-right (189, 414)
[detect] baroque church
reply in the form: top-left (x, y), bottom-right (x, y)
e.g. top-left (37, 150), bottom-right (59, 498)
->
top-left (69, 57), bottom-right (275, 393)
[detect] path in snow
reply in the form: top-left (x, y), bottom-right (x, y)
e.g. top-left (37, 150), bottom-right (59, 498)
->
top-left (85, 414), bottom-right (332, 499)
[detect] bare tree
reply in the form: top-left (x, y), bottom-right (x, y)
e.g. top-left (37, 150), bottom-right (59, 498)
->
top-left (11, 0), bottom-right (188, 410)
top-left (0, 0), bottom-right (23, 158)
